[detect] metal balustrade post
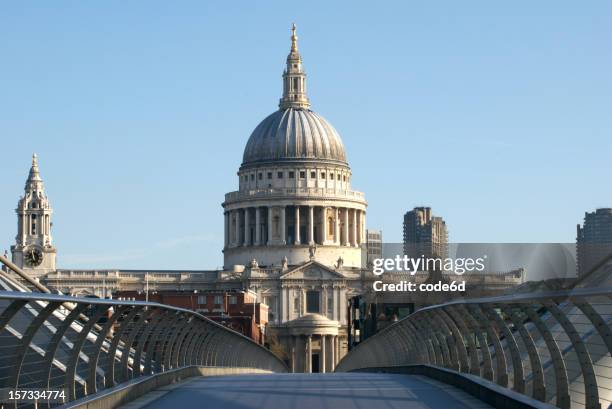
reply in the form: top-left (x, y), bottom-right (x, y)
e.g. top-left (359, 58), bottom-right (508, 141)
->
top-left (407, 320), bottom-right (435, 364)
top-left (10, 301), bottom-right (62, 390)
top-left (409, 319), bottom-right (433, 364)
top-left (146, 311), bottom-right (182, 374)
top-left (119, 307), bottom-right (156, 383)
top-left (446, 306), bottom-right (480, 376)
top-left (485, 305), bottom-right (525, 393)
top-left (0, 299), bottom-right (28, 332)
top-left (133, 309), bottom-right (167, 377)
top-left (573, 299), bottom-right (612, 356)
top-left (43, 303), bottom-right (89, 391)
top-left (437, 308), bottom-right (469, 373)
top-left (521, 304), bottom-right (570, 409)
top-left (188, 327), bottom-right (210, 366)
top-left (460, 304), bottom-right (494, 381)
top-left (173, 319), bottom-right (199, 368)
top-left (502, 305), bottom-right (546, 402)
top-left (214, 332), bottom-right (228, 367)
top-left (220, 333), bottom-right (234, 367)
top-left (396, 323), bottom-right (418, 364)
top-left (105, 305), bottom-right (144, 388)
top-left (175, 317), bottom-right (199, 367)
top-left (88, 305), bottom-right (131, 394)
top-left (199, 330), bottom-right (213, 366)
top-left (163, 314), bottom-right (190, 369)
top-left (205, 331), bottom-right (221, 366)
top-left (65, 304), bottom-right (109, 400)
top-left (429, 310), bottom-right (459, 370)
top-left (544, 300), bottom-right (600, 409)
top-left (377, 330), bottom-right (396, 367)
top-left (181, 325), bottom-right (203, 366)
top-left (423, 311), bottom-right (451, 367)
top-left (469, 304), bottom-right (508, 387)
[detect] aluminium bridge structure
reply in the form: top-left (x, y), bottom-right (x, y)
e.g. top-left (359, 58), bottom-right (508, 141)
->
top-left (0, 252), bottom-right (611, 409)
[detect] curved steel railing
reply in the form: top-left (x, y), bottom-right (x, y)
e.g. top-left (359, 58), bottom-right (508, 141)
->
top-left (0, 291), bottom-right (287, 407)
top-left (336, 287), bottom-right (612, 409)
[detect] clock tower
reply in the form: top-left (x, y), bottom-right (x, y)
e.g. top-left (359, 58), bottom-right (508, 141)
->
top-left (11, 153), bottom-right (57, 277)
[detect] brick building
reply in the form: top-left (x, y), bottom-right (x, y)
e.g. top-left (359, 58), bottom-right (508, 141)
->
top-left (115, 289), bottom-right (268, 345)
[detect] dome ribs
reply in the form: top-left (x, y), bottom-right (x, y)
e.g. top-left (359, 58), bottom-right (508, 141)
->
top-left (241, 108), bottom-right (348, 166)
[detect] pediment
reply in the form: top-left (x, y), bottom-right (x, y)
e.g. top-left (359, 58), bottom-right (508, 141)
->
top-left (280, 261), bottom-right (345, 280)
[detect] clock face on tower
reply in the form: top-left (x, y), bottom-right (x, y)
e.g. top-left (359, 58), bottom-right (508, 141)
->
top-left (24, 246), bottom-right (44, 267)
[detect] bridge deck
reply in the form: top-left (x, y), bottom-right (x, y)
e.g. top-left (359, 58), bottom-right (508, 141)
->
top-left (124, 373), bottom-right (493, 409)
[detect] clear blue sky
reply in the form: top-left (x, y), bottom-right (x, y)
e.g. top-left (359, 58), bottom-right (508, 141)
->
top-left (1, 2), bottom-right (610, 269)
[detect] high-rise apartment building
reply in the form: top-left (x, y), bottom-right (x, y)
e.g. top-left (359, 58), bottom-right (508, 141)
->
top-left (365, 229), bottom-right (382, 266)
top-left (577, 208), bottom-right (612, 276)
top-left (403, 207), bottom-right (448, 259)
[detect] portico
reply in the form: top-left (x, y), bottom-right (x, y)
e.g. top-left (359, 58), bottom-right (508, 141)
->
top-left (286, 314), bottom-right (340, 373)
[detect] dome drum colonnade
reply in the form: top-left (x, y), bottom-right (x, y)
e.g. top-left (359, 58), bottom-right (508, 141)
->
top-left (223, 205), bottom-right (365, 248)
top-left (222, 24), bottom-right (367, 269)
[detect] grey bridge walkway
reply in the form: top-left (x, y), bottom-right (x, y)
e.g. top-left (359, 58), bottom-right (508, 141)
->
top-left (127, 373), bottom-right (492, 409)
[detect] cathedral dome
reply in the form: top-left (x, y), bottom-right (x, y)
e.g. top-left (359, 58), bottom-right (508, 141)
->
top-left (241, 24), bottom-right (348, 168)
top-left (242, 108), bottom-right (347, 166)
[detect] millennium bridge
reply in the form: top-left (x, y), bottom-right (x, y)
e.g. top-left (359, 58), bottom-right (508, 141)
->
top-left (0, 253), bottom-right (610, 409)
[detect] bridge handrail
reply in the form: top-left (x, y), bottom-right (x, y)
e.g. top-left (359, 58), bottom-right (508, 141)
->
top-left (0, 290), bottom-right (288, 407)
top-left (337, 287), bottom-right (612, 409)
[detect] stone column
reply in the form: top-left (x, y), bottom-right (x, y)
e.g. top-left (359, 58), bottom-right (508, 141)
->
top-left (255, 207), bottom-right (261, 245)
top-left (335, 336), bottom-right (340, 365)
top-left (244, 207), bottom-right (250, 246)
top-left (267, 207), bottom-right (273, 245)
top-left (291, 336), bottom-right (296, 373)
top-left (322, 207), bottom-right (328, 244)
top-left (287, 288), bottom-right (293, 320)
top-left (280, 206), bottom-right (286, 245)
top-left (352, 208), bottom-right (357, 247)
top-left (343, 208), bottom-right (349, 246)
top-left (334, 207), bottom-right (340, 244)
top-left (356, 210), bottom-right (360, 245)
top-left (322, 286), bottom-right (328, 317)
top-left (235, 209), bottom-right (241, 247)
top-left (362, 211), bottom-right (367, 244)
top-left (295, 206), bottom-right (301, 245)
top-left (356, 210), bottom-right (361, 246)
top-left (306, 335), bottom-right (312, 373)
top-left (281, 286), bottom-right (287, 322)
top-left (308, 206), bottom-right (314, 245)
top-left (329, 335), bottom-right (336, 372)
top-left (321, 335), bottom-right (326, 373)
top-left (340, 288), bottom-right (346, 325)
top-left (18, 214), bottom-right (23, 242)
top-left (331, 286), bottom-right (337, 321)
top-left (224, 212), bottom-right (229, 248)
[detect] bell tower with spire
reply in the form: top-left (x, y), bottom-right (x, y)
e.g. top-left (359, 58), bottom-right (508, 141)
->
top-left (279, 24), bottom-right (311, 109)
top-left (11, 153), bottom-right (57, 276)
